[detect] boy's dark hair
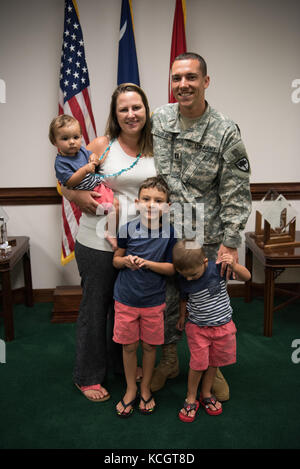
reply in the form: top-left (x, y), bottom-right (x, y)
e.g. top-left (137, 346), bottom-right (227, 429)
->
top-left (172, 52), bottom-right (207, 77)
top-left (172, 239), bottom-right (206, 271)
top-left (138, 176), bottom-right (170, 202)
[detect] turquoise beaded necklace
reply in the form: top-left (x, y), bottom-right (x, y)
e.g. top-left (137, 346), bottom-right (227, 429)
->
top-left (95, 138), bottom-right (141, 179)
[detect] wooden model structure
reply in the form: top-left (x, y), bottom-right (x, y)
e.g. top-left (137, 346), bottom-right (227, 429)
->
top-left (252, 190), bottom-right (300, 250)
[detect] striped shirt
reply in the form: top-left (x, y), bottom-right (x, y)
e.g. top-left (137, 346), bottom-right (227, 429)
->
top-left (73, 173), bottom-right (102, 191)
top-left (178, 262), bottom-right (233, 327)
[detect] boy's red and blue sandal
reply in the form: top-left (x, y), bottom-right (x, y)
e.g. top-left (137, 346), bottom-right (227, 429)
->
top-left (178, 400), bottom-right (199, 423)
top-left (199, 394), bottom-right (223, 416)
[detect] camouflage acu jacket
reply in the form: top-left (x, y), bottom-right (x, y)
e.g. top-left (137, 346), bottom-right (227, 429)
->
top-left (151, 102), bottom-right (252, 248)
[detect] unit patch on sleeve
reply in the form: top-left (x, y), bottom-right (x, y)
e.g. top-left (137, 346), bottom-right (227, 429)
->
top-left (234, 156), bottom-right (249, 173)
top-left (223, 141), bottom-right (251, 178)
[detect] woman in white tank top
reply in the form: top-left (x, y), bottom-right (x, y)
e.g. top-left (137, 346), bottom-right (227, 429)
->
top-left (62, 84), bottom-right (156, 403)
top-left (76, 138), bottom-right (156, 251)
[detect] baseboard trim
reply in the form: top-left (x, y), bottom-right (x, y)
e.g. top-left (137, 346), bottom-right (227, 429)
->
top-left (2, 283), bottom-right (298, 324)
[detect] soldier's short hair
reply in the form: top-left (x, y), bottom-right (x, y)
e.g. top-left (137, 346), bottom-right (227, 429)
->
top-left (173, 238), bottom-right (206, 271)
top-left (172, 52), bottom-right (207, 77)
top-left (138, 176), bottom-right (170, 202)
top-left (49, 114), bottom-right (81, 145)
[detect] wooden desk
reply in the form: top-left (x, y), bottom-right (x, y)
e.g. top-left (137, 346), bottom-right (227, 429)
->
top-left (0, 236), bottom-right (33, 341)
top-left (245, 232), bottom-right (300, 337)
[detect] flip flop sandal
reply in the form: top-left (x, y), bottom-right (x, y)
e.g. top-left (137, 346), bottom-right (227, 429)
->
top-left (116, 397), bottom-right (136, 418)
top-left (139, 395), bottom-right (156, 415)
top-left (75, 383), bottom-right (111, 402)
top-left (178, 400), bottom-right (200, 423)
top-left (199, 394), bottom-right (223, 416)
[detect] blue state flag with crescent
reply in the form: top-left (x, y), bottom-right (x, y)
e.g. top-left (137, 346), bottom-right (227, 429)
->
top-left (118, 0), bottom-right (140, 85)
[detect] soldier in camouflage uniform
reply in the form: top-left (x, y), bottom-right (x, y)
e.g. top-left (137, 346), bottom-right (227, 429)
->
top-left (150, 53), bottom-right (251, 400)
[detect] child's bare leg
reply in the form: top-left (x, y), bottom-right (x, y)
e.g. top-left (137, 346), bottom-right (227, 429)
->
top-left (180, 368), bottom-right (203, 418)
top-left (105, 198), bottom-right (119, 251)
top-left (201, 366), bottom-right (222, 411)
top-left (116, 341), bottom-right (138, 414)
top-left (139, 342), bottom-right (156, 411)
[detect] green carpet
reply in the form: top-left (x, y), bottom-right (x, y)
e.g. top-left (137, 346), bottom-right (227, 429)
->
top-left (0, 297), bottom-right (299, 449)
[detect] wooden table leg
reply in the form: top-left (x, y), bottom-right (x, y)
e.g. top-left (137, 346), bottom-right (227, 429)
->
top-left (245, 245), bottom-right (253, 303)
top-left (2, 271), bottom-right (14, 341)
top-left (23, 249), bottom-right (33, 307)
top-left (264, 267), bottom-right (275, 337)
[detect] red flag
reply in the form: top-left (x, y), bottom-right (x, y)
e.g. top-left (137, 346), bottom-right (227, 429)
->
top-left (58, 0), bottom-right (97, 265)
top-left (168, 0), bottom-right (187, 103)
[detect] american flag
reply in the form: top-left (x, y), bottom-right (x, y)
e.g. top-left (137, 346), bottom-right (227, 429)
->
top-left (58, 0), bottom-right (97, 265)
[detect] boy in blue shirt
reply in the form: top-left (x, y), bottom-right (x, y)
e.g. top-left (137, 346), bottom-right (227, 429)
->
top-left (113, 177), bottom-right (177, 417)
top-left (173, 238), bottom-right (251, 422)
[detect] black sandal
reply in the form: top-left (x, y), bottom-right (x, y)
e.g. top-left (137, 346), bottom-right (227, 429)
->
top-left (116, 397), bottom-right (136, 418)
top-left (139, 394), bottom-right (156, 415)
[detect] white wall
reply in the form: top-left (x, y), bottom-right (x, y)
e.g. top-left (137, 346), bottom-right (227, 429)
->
top-left (0, 0), bottom-right (299, 289)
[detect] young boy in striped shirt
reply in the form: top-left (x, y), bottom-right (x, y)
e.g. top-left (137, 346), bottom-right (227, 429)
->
top-left (173, 239), bottom-right (251, 422)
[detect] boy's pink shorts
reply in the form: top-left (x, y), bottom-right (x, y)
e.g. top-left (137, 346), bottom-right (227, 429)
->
top-left (185, 320), bottom-right (237, 371)
top-left (113, 301), bottom-right (165, 345)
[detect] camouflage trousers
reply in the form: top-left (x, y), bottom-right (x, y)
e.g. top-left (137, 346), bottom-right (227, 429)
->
top-left (164, 243), bottom-right (220, 344)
